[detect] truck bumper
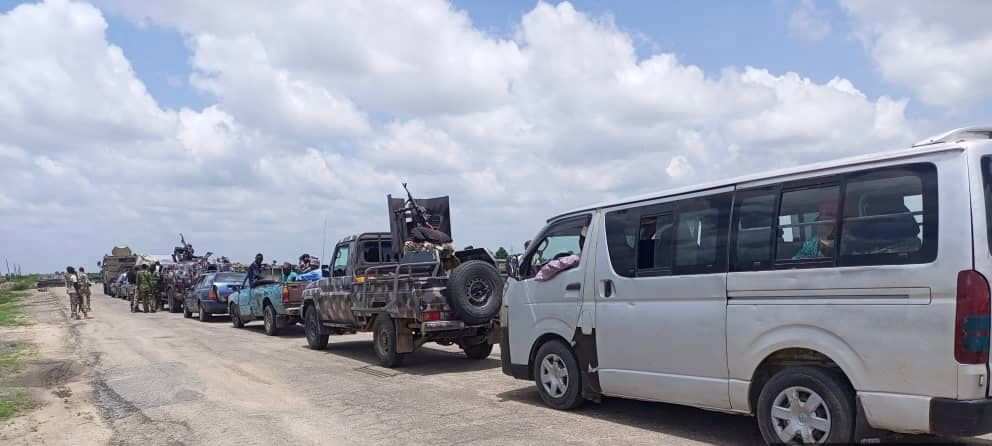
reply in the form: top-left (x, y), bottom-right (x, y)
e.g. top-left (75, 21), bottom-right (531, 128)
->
top-left (931, 398), bottom-right (992, 437)
top-left (285, 306), bottom-right (301, 317)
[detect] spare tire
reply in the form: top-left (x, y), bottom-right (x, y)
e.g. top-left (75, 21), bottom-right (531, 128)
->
top-left (448, 260), bottom-right (503, 325)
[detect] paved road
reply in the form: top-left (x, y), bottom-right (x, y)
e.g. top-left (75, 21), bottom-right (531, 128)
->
top-left (27, 287), bottom-right (992, 445)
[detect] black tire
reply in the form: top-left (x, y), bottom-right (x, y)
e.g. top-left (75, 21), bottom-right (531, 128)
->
top-left (372, 316), bottom-right (406, 368)
top-left (447, 260), bottom-right (503, 325)
top-left (198, 301), bottom-right (210, 322)
top-left (263, 304), bottom-right (279, 336)
top-left (183, 301), bottom-right (192, 318)
top-left (462, 342), bottom-right (494, 360)
top-left (533, 340), bottom-right (583, 410)
top-left (230, 303), bottom-right (244, 328)
top-left (305, 305), bottom-right (329, 350)
top-left (756, 366), bottom-right (855, 445)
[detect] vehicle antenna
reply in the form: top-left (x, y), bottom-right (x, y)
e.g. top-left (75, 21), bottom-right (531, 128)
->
top-left (321, 216), bottom-right (328, 265)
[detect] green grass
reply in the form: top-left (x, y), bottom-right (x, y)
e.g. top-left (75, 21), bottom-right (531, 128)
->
top-left (0, 277), bottom-right (35, 326)
top-left (0, 343), bottom-right (35, 420)
top-left (0, 388), bottom-right (31, 420)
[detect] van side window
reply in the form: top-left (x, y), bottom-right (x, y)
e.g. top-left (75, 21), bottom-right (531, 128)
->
top-left (839, 164), bottom-right (937, 265)
top-left (522, 216), bottom-right (591, 278)
top-left (604, 210), bottom-right (636, 277)
top-left (674, 194), bottom-right (731, 274)
top-left (637, 212), bottom-right (674, 275)
top-left (776, 185), bottom-right (840, 264)
top-left (732, 188), bottom-right (777, 271)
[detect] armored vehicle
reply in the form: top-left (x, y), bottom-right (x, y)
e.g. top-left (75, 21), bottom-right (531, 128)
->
top-left (302, 185), bottom-right (503, 367)
top-left (99, 246), bottom-right (138, 296)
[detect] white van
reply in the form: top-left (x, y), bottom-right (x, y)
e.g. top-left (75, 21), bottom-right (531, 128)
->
top-left (500, 127), bottom-right (992, 443)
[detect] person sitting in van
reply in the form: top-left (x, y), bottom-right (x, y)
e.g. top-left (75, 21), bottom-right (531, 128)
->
top-left (535, 225), bottom-right (587, 282)
top-left (793, 201), bottom-right (837, 260)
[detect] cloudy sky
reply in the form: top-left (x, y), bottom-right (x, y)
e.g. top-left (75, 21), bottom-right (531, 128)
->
top-left (1, 0), bottom-right (991, 274)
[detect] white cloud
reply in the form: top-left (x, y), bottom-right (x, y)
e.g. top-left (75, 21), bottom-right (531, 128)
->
top-left (3, 0), bottom-right (920, 272)
top-left (789, 0), bottom-right (832, 42)
top-left (841, 0), bottom-right (992, 107)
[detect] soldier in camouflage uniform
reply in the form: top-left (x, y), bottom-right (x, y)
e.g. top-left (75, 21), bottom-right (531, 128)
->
top-left (77, 266), bottom-right (92, 313)
top-left (136, 264), bottom-right (154, 313)
top-left (149, 262), bottom-right (162, 312)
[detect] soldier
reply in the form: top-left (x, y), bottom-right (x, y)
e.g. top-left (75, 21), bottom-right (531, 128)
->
top-left (149, 262), bottom-right (162, 312)
top-left (77, 266), bottom-right (92, 314)
top-left (137, 264), bottom-right (154, 313)
top-left (247, 253), bottom-right (264, 286)
top-left (65, 266), bottom-right (84, 319)
top-left (126, 267), bottom-right (138, 312)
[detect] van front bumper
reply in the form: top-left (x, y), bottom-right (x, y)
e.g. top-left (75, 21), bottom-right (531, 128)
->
top-left (931, 397), bottom-right (992, 436)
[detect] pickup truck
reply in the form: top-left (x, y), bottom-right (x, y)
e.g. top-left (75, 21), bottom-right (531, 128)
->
top-left (302, 191), bottom-right (503, 368)
top-left (229, 266), bottom-right (307, 336)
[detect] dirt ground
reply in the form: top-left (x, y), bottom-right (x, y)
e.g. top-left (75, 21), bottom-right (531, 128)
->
top-left (1, 287), bottom-right (990, 445)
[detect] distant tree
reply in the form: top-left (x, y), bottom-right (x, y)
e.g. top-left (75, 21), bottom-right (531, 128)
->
top-left (494, 247), bottom-right (509, 259)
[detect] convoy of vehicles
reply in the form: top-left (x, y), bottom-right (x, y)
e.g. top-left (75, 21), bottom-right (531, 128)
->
top-left (89, 127), bottom-right (992, 444)
top-left (184, 271), bottom-right (246, 322)
top-left (229, 266), bottom-right (307, 335)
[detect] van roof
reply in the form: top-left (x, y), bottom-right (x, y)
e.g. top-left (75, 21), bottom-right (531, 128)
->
top-left (550, 132), bottom-right (991, 222)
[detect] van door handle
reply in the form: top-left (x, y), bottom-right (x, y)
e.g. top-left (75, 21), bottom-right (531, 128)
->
top-left (565, 282), bottom-right (581, 292)
top-left (600, 279), bottom-right (614, 298)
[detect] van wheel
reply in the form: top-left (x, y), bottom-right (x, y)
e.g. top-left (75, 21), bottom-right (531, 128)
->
top-left (230, 303), bottom-right (244, 328)
top-left (372, 316), bottom-right (406, 368)
top-left (756, 367), bottom-right (854, 444)
top-left (263, 304), bottom-right (280, 336)
top-left (533, 340), bottom-right (583, 410)
top-left (305, 305), bottom-right (329, 350)
top-left (462, 342), bottom-right (493, 360)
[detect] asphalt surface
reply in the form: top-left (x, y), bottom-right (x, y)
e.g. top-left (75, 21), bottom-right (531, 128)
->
top-left (33, 287), bottom-right (992, 445)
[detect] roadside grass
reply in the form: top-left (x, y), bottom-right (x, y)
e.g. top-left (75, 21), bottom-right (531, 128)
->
top-left (0, 276), bottom-right (36, 326)
top-left (0, 342), bottom-right (36, 421)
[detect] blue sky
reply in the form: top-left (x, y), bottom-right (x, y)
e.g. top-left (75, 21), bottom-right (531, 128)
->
top-left (2, 0), bottom-right (991, 273)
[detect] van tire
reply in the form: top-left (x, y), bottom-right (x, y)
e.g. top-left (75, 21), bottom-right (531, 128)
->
top-left (305, 305), bottom-right (329, 350)
top-left (533, 340), bottom-right (583, 410)
top-left (756, 366), bottom-right (854, 445)
top-left (373, 316), bottom-right (406, 368)
top-left (448, 260), bottom-right (503, 325)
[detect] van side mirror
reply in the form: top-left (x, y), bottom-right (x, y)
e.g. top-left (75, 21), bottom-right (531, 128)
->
top-left (507, 255), bottom-right (521, 280)
top-left (321, 265), bottom-right (330, 278)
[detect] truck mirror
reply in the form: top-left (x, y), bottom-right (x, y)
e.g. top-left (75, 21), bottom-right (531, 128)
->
top-left (321, 265), bottom-right (330, 278)
top-left (507, 255), bottom-right (521, 280)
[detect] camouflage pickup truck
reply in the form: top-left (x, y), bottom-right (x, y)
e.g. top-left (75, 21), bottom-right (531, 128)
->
top-left (302, 189), bottom-right (503, 367)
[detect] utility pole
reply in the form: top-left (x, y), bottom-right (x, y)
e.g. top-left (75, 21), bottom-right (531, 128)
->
top-left (4, 258), bottom-right (9, 278)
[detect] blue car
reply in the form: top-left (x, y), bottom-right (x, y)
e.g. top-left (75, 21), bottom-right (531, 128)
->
top-left (184, 271), bottom-right (247, 322)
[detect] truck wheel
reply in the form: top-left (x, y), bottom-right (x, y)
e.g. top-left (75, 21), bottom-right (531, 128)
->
top-left (448, 260), bottom-right (503, 325)
top-left (533, 340), bottom-right (584, 410)
top-left (231, 303), bottom-right (244, 328)
top-left (756, 366), bottom-right (854, 445)
top-left (305, 305), bottom-right (329, 350)
top-left (198, 302), bottom-right (211, 322)
top-left (462, 342), bottom-right (494, 360)
top-left (183, 301), bottom-right (192, 318)
top-left (373, 316), bottom-right (406, 368)
top-left (263, 304), bottom-right (280, 336)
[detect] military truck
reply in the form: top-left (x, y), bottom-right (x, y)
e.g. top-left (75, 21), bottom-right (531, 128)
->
top-left (161, 235), bottom-right (223, 313)
top-left (302, 186), bottom-right (503, 367)
top-left (99, 246), bottom-right (138, 296)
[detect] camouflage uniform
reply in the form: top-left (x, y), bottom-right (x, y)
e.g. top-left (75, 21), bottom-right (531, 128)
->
top-left (78, 270), bottom-right (92, 312)
top-left (137, 270), bottom-right (154, 313)
top-left (149, 269), bottom-right (160, 312)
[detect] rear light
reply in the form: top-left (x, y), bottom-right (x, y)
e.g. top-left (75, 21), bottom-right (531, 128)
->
top-left (956, 270), bottom-right (991, 364)
top-left (208, 287), bottom-right (218, 301)
top-left (421, 310), bottom-right (442, 322)
top-left (354, 275), bottom-right (366, 284)
top-left (282, 286), bottom-right (290, 305)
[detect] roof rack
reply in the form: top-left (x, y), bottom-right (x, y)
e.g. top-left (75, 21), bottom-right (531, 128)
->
top-left (912, 126), bottom-right (992, 148)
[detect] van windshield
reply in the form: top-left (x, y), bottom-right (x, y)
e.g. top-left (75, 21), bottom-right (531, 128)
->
top-left (983, 156), bottom-right (992, 253)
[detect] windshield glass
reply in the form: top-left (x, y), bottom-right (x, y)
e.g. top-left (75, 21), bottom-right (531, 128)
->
top-left (215, 272), bottom-right (246, 283)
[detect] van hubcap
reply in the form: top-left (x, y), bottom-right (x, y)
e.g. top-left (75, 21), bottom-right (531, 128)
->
top-left (771, 386), bottom-right (831, 444)
top-left (540, 354), bottom-right (569, 398)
